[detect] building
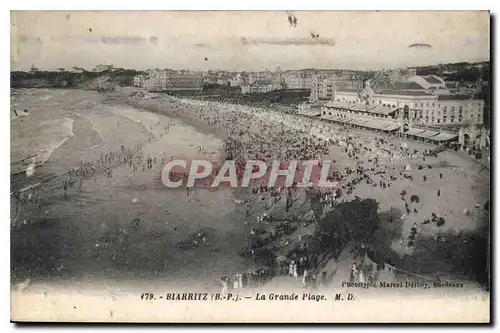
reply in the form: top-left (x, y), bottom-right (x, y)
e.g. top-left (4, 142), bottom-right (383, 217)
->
top-left (241, 85), bottom-right (251, 94)
top-left (133, 75), bottom-right (145, 88)
top-left (297, 75), bottom-right (488, 149)
top-left (340, 71), bottom-right (359, 80)
top-left (334, 75), bottom-right (484, 127)
top-left (406, 68), bottom-right (418, 77)
top-left (247, 71), bottom-right (273, 85)
top-left (164, 75), bottom-right (203, 91)
top-left (310, 77), bottom-right (364, 101)
top-left (241, 80), bottom-right (280, 94)
top-left (445, 81), bottom-right (482, 95)
top-left (283, 74), bottom-right (302, 89)
top-left (145, 70), bottom-right (203, 92)
top-left (282, 72), bottom-right (316, 90)
top-left (69, 67), bottom-right (84, 74)
top-left (93, 64), bottom-right (114, 72)
top-left (203, 70), bottom-right (218, 85)
top-left (301, 97), bottom-right (460, 146)
top-left (229, 73), bottom-right (250, 87)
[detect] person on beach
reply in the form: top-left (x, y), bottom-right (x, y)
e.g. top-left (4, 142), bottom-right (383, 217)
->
top-left (302, 269), bottom-right (309, 287)
top-left (220, 276), bottom-right (228, 296)
top-left (63, 181), bottom-right (68, 199)
top-left (293, 262), bottom-right (298, 279)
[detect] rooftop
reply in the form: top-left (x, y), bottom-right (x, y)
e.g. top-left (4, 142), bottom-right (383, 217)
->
top-left (398, 81), bottom-right (427, 90)
top-left (379, 90), bottom-right (433, 96)
top-left (422, 76), bottom-right (443, 84)
top-left (253, 79), bottom-right (274, 85)
top-left (336, 88), bottom-right (362, 93)
top-left (437, 94), bottom-right (478, 100)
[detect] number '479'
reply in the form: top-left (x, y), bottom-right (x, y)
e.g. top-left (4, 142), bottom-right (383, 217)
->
top-left (141, 293), bottom-right (154, 300)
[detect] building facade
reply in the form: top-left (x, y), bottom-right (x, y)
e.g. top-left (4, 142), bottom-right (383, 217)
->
top-left (69, 67), bottom-right (84, 73)
top-left (93, 64), bottom-right (114, 72)
top-left (133, 75), bottom-right (145, 88)
top-left (334, 76), bottom-right (484, 127)
top-left (145, 70), bottom-right (204, 92)
top-left (241, 80), bottom-right (280, 94)
top-left (282, 72), bottom-right (316, 90)
top-left (310, 77), bottom-right (364, 101)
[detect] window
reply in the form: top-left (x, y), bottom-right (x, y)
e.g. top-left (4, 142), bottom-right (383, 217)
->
top-left (426, 102), bottom-right (429, 107)
top-left (432, 103), bottom-right (435, 107)
top-left (437, 119), bottom-right (440, 123)
top-left (431, 117), bottom-right (435, 122)
top-left (451, 117), bottom-right (455, 123)
top-left (421, 103), bottom-right (424, 107)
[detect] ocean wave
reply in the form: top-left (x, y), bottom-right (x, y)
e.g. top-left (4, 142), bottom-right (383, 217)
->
top-left (70, 112), bottom-right (106, 151)
top-left (11, 117), bottom-right (75, 174)
top-left (108, 106), bottom-right (160, 139)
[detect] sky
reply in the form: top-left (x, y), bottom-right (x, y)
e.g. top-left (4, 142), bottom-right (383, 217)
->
top-left (10, 11), bottom-right (490, 71)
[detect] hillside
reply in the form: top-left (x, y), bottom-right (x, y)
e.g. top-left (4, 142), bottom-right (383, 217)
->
top-left (10, 69), bottom-right (143, 91)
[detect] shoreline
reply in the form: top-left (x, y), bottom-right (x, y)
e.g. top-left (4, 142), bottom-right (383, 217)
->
top-left (10, 117), bottom-right (75, 176)
top-left (113, 93), bottom-right (229, 143)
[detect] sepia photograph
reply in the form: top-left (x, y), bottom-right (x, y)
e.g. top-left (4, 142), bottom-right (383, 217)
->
top-left (9, 10), bottom-right (491, 323)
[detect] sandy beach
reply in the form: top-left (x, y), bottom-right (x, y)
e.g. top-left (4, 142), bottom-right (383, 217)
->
top-left (11, 88), bottom-right (257, 293)
top-left (11, 87), bottom-right (489, 295)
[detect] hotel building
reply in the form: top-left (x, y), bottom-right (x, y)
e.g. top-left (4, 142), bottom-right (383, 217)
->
top-left (145, 70), bottom-right (204, 92)
top-left (299, 75), bottom-right (486, 148)
top-left (332, 75), bottom-right (484, 127)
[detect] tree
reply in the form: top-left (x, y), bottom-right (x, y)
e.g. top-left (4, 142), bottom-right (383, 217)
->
top-left (317, 198), bottom-right (380, 253)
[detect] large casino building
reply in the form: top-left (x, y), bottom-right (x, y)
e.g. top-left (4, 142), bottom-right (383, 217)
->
top-left (300, 74), bottom-right (488, 149)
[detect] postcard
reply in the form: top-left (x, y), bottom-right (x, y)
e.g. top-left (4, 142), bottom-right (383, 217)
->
top-left (10, 10), bottom-right (490, 323)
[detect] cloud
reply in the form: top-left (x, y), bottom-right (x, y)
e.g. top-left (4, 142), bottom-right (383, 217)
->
top-left (50, 34), bottom-right (150, 45)
top-left (408, 43), bottom-right (432, 49)
top-left (101, 36), bottom-right (147, 45)
top-left (192, 43), bottom-right (219, 51)
top-left (240, 37), bottom-right (336, 46)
